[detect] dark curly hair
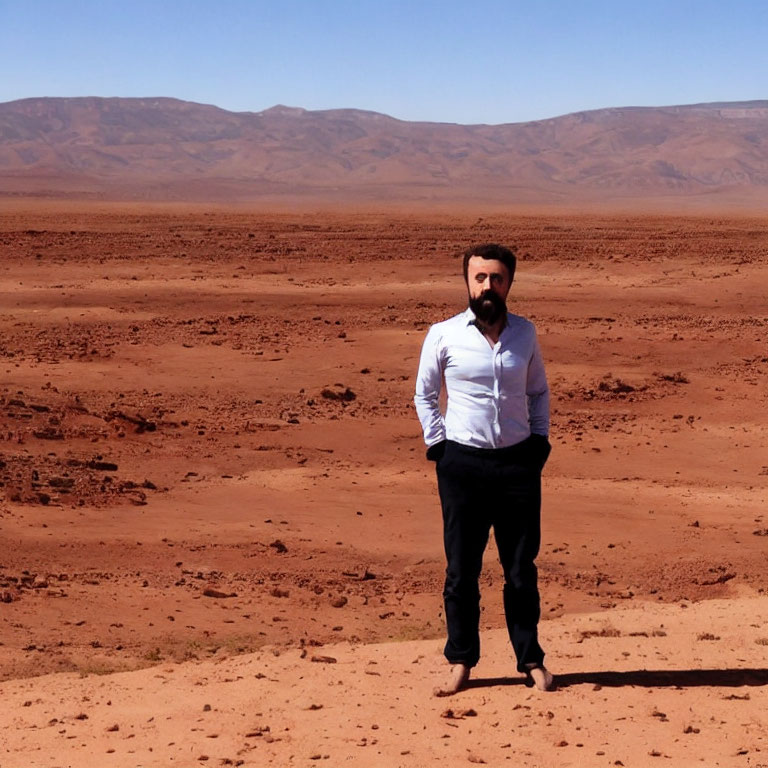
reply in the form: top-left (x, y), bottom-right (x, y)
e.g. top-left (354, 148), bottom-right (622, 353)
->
top-left (462, 243), bottom-right (516, 283)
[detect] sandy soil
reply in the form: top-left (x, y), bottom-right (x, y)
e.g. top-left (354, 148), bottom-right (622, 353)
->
top-left (1, 203), bottom-right (767, 766)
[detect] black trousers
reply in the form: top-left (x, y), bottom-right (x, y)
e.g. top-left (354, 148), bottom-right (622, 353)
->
top-left (436, 438), bottom-right (546, 671)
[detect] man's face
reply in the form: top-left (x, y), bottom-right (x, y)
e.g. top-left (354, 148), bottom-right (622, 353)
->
top-left (466, 256), bottom-right (512, 324)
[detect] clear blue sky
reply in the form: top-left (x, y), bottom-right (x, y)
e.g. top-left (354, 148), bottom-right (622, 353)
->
top-left (2, 0), bottom-right (766, 125)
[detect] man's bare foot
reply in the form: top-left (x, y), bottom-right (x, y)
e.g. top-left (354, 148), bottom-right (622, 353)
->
top-left (525, 664), bottom-right (555, 691)
top-left (433, 664), bottom-right (471, 697)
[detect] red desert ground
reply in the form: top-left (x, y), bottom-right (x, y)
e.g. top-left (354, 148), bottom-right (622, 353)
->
top-left (1, 97), bottom-right (767, 767)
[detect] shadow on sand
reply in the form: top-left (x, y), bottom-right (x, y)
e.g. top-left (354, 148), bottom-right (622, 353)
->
top-left (468, 668), bottom-right (768, 691)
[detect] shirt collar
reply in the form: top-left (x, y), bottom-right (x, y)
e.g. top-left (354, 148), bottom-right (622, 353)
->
top-left (464, 306), bottom-right (510, 332)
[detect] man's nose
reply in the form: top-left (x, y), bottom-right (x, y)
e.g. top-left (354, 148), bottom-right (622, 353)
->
top-left (481, 277), bottom-right (492, 290)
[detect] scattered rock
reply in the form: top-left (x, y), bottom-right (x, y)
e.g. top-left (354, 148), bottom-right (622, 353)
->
top-left (341, 568), bottom-right (376, 581)
top-left (202, 588), bottom-right (237, 599)
top-left (87, 460), bottom-right (118, 471)
top-left (320, 386), bottom-right (356, 402)
top-left (106, 410), bottom-right (156, 434)
top-left (698, 570), bottom-right (736, 586)
top-left (441, 708), bottom-right (478, 720)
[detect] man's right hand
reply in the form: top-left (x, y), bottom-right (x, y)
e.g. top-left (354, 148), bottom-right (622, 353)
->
top-left (426, 440), bottom-right (447, 462)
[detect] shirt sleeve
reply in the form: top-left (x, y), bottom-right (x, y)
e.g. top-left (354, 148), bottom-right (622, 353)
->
top-left (414, 325), bottom-right (446, 447)
top-left (526, 329), bottom-right (550, 437)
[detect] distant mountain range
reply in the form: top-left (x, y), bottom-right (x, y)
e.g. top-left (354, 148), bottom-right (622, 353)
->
top-left (1, 96), bottom-right (767, 204)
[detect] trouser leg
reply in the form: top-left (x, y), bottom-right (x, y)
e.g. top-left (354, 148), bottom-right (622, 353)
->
top-left (492, 463), bottom-right (545, 671)
top-left (436, 445), bottom-right (490, 668)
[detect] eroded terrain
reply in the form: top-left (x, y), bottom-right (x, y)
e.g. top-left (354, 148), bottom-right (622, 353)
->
top-left (1, 205), bottom-right (767, 685)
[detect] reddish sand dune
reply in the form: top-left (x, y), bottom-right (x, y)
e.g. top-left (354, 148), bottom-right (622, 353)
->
top-left (1, 203), bottom-right (767, 766)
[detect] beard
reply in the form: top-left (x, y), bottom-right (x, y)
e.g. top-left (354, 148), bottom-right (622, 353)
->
top-left (469, 289), bottom-right (507, 325)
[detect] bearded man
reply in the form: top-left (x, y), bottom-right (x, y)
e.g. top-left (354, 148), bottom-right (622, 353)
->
top-left (414, 243), bottom-right (554, 695)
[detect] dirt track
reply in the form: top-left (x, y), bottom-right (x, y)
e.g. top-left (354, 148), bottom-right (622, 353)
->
top-left (1, 204), bottom-right (767, 765)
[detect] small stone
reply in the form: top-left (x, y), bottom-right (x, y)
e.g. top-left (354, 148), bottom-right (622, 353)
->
top-left (202, 588), bottom-right (236, 599)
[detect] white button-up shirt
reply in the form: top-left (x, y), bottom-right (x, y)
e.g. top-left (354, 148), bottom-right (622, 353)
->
top-left (414, 308), bottom-right (549, 449)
